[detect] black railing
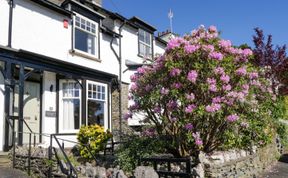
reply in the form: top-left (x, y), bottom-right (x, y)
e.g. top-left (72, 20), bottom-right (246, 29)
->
top-left (140, 157), bottom-right (195, 178)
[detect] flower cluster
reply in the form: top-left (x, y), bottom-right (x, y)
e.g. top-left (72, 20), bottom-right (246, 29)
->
top-left (126, 25), bottom-right (275, 157)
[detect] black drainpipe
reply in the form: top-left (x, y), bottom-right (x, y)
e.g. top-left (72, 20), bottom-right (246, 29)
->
top-left (8, 0), bottom-right (14, 47)
top-left (110, 21), bottom-right (126, 140)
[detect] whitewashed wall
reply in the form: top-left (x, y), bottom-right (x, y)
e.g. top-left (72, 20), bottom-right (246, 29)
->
top-left (41, 71), bottom-right (57, 144)
top-left (0, 0), bottom-right (10, 46)
top-left (11, 0), bottom-right (119, 76)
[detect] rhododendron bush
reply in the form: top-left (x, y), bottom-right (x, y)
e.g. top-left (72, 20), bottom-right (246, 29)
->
top-left (127, 26), bottom-right (276, 157)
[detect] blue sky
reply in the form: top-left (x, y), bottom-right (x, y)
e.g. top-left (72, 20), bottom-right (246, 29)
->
top-left (103, 0), bottom-right (288, 47)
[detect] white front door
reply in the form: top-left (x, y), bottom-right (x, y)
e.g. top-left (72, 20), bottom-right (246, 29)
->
top-left (14, 81), bottom-right (41, 144)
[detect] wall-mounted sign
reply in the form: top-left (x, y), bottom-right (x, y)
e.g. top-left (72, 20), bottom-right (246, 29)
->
top-left (45, 111), bottom-right (56, 117)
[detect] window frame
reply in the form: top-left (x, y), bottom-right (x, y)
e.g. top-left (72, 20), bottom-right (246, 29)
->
top-left (72, 13), bottom-right (99, 59)
top-left (58, 79), bottom-right (82, 133)
top-left (86, 81), bottom-right (108, 130)
top-left (138, 29), bottom-right (153, 59)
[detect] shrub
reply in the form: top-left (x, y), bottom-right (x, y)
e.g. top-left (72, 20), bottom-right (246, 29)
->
top-left (115, 135), bottom-right (165, 173)
top-left (126, 25), bottom-right (276, 158)
top-left (77, 124), bottom-right (112, 159)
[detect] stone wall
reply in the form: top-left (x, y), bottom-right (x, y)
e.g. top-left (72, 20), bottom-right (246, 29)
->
top-left (111, 83), bottom-right (132, 139)
top-left (200, 142), bottom-right (280, 178)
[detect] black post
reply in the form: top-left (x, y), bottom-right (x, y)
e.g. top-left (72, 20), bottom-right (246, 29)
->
top-left (12, 116), bottom-right (16, 168)
top-left (33, 134), bottom-right (36, 147)
top-left (28, 133), bottom-right (31, 175)
top-left (18, 65), bottom-right (24, 146)
top-left (4, 62), bottom-right (11, 151)
top-left (48, 134), bottom-right (53, 178)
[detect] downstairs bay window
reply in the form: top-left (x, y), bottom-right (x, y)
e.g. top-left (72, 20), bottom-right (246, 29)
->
top-left (87, 81), bottom-right (108, 129)
top-left (59, 80), bottom-right (81, 132)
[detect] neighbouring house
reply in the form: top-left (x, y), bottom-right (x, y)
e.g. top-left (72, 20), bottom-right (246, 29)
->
top-left (0, 0), bottom-right (167, 151)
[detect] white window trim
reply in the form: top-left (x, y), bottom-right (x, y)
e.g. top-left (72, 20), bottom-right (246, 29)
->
top-left (138, 29), bottom-right (152, 58)
top-left (86, 81), bottom-right (109, 130)
top-left (59, 80), bottom-right (82, 133)
top-left (72, 13), bottom-right (99, 59)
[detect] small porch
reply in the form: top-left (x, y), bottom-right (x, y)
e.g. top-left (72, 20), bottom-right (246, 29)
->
top-left (0, 45), bottom-right (119, 152)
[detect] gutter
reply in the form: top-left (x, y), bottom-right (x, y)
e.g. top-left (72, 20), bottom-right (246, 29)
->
top-left (8, 0), bottom-right (14, 47)
top-left (110, 21), bottom-right (126, 140)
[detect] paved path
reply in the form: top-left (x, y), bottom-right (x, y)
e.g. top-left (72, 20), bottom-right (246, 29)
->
top-left (259, 154), bottom-right (288, 178)
top-left (0, 167), bottom-right (29, 178)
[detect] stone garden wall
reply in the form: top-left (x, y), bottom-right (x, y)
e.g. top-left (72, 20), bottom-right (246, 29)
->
top-left (199, 142), bottom-right (280, 178)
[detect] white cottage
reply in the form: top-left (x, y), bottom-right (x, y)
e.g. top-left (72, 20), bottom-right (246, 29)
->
top-left (0, 0), bottom-right (166, 151)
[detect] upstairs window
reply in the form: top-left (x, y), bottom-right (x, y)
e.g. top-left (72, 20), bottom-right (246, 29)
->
top-left (74, 15), bottom-right (98, 57)
top-left (138, 29), bottom-right (152, 58)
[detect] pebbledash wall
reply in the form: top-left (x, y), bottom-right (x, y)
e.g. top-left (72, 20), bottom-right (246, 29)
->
top-left (0, 0), bottom-right (166, 150)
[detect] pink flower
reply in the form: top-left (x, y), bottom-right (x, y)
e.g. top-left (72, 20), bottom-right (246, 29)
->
top-left (242, 48), bottom-right (253, 57)
top-left (187, 70), bottom-right (198, 83)
top-left (212, 96), bottom-right (222, 103)
top-left (123, 112), bottom-right (133, 120)
top-left (137, 67), bottom-right (146, 74)
top-left (192, 132), bottom-right (203, 146)
top-left (167, 100), bottom-right (178, 110)
top-left (222, 84), bottom-right (232, 91)
top-left (214, 67), bottom-right (225, 75)
top-left (166, 37), bottom-right (185, 50)
top-left (242, 84), bottom-right (249, 91)
top-left (130, 83), bottom-right (138, 92)
top-left (142, 128), bottom-right (156, 137)
top-left (208, 25), bottom-right (217, 33)
top-left (173, 82), bottom-right (182, 89)
top-left (153, 106), bottom-right (161, 113)
top-left (130, 74), bottom-right (139, 82)
top-left (203, 45), bottom-right (215, 52)
top-left (160, 87), bottom-right (169, 95)
top-left (186, 93), bottom-right (195, 100)
top-left (209, 52), bottom-right (223, 61)
top-left (236, 67), bottom-right (247, 76)
top-left (185, 104), bottom-right (196, 113)
top-left (184, 44), bottom-right (198, 54)
top-left (226, 114), bottom-right (239, 122)
top-left (170, 68), bottom-right (181, 77)
top-left (249, 72), bottom-right (259, 79)
top-left (209, 84), bottom-right (217, 92)
top-left (129, 102), bottom-right (140, 110)
top-left (220, 74), bottom-right (230, 83)
top-left (219, 40), bottom-right (232, 48)
top-left (184, 123), bottom-right (194, 131)
top-left (145, 84), bottom-right (153, 92)
top-left (205, 103), bottom-right (221, 113)
top-left (207, 78), bottom-right (216, 85)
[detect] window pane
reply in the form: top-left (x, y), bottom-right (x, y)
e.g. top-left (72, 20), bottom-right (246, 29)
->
top-left (139, 30), bottom-right (144, 42)
top-left (91, 24), bottom-right (96, 34)
top-left (102, 86), bottom-right (105, 93)
top-left (75, 16), bottom-right (80, 27)
top-left (87, 100), bottom-right (104, 126)
top-left (145, 33), bottom-right (151, 44)
top-left (102, 94), bottom-right (105, 100)
top-left (63, 99), bottom-right (80, 130)
top-left (81, 18), bottom-right (85, 29)
top-left (88, 84), bottom-right (92, 91)
top-left (139, 43), bottom-right (145, 56)
top-left (75, 29), bottom-right (95, 55)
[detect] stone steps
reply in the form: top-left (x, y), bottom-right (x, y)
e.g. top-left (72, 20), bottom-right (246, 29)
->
top-left (0, 152), bottom-right (11, 167)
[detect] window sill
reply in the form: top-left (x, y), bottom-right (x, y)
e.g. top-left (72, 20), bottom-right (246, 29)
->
top-left (70, 50), bottom-right (101, 62)
top-left (137, 54), bottom-right (153, 61)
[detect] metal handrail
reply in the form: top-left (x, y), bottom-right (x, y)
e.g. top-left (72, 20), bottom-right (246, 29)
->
top-left (52, 135), bottom-right (78, 178)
